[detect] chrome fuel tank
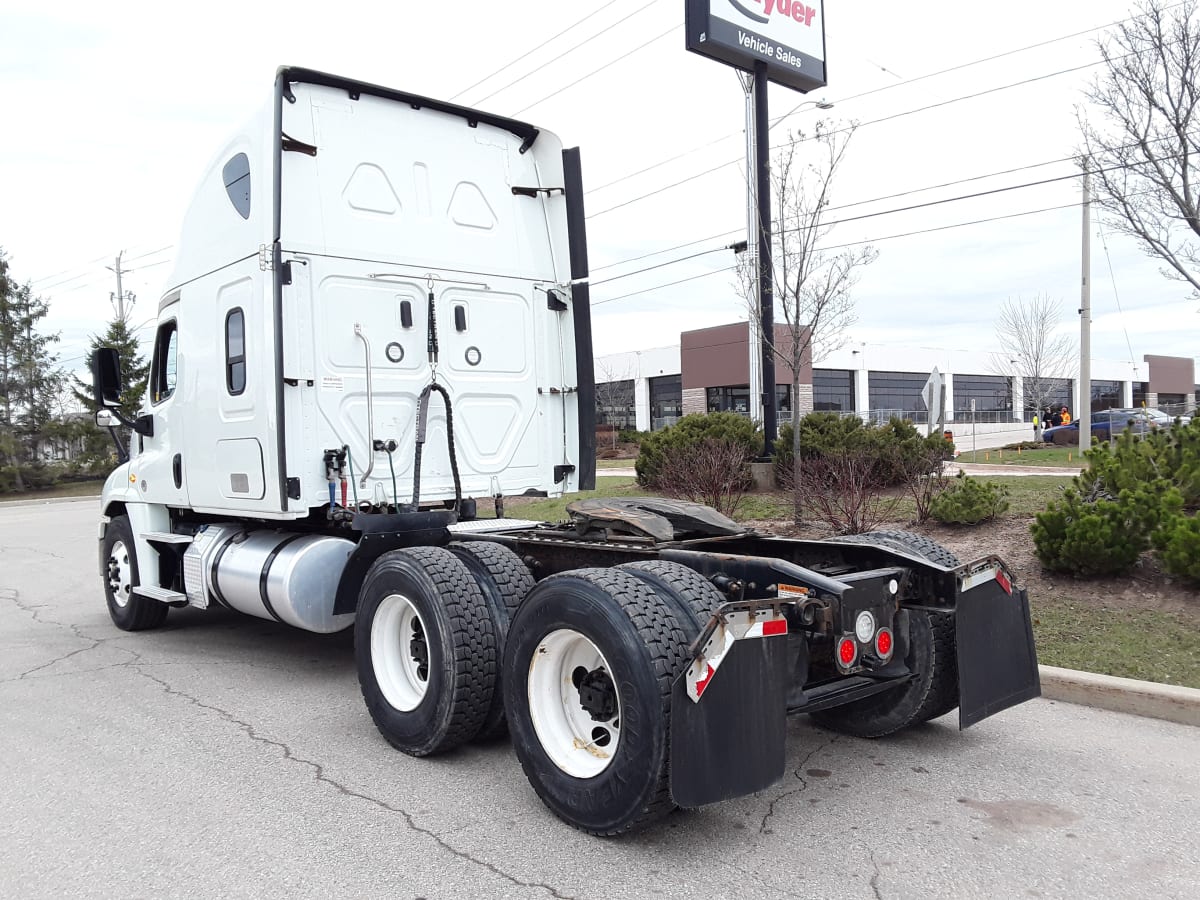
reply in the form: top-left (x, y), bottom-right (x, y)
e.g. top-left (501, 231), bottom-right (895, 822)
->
top-left (187, 527), bottom-right (355, 633)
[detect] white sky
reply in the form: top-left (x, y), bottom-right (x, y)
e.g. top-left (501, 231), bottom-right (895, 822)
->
top-left (2, 0), bottom-right (1197, 390)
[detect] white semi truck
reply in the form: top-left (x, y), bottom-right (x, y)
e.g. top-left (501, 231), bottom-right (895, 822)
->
top-left (91, 67), bottom-right (1040, 835)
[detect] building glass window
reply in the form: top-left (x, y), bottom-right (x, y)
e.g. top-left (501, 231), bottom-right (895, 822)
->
top-left (1132, 381), bottom-right (1149, 408)
top-left (648, 375), bottom-right (682, 431)
top-left (1091, 379), bottom-right (1121, 412)
top-left (952, 374), bottom-right (1013, 422)
top-left (706, 386), bottom-right (751, 415)
top-left (226, 308), bottom-right (246, 395)
top-left (1023, 377), bottom-right (1073, 421)
top-left (595, 379), bottom-right (636, 429)
top-left (868, 371), bottom-right (930, 423)
top-left (813, 369), bottom-right (854, 412)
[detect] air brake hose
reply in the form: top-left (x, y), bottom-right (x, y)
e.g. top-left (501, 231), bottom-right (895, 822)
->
top-left (411, 381), bottom-right (462, 516)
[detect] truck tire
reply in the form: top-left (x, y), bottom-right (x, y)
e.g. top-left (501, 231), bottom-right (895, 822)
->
top-left (616, 560), bottom-right (722, 637)
top-left (356, 547), bottom-right (497, 756)
top-left (503, 568), bottom-right (691, 835)
top-left (448, 540), bottom-right (535, 741)
top-left (102, 515), bottom-right (169, 631)
top-left (839, 530), bottom-right (961, 568)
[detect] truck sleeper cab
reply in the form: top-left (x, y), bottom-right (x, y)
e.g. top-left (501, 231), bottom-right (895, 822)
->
top-left (92, 67), bottom-right (1039, 837)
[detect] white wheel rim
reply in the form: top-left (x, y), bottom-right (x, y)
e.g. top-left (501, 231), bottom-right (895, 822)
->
top-left (371, 594), bottom-right (431, 712)
top-left (527, 628), bottom-right (622, 778)
top-left (107, 540), bottom-right (133, 609)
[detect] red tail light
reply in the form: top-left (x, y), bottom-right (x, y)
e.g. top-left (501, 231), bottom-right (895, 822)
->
top-left (875, 628), bottom-right (893, 659)
top-left (837, 636), bottom-right (858, 667)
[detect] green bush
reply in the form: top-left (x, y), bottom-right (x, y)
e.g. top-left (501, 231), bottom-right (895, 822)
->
top-left (635, 413), bottom-right (760, 489)
top-left (1032, 481), bottom-right (1182, 577)
top-left (929, 473), bottom-right (1010, 524)
top-left (1153, 514), bottom-right (1200, 585)
top-left (1082, 417), bottom-right (1200, 509)
top-left (774, 414), bottom-right (951, 487)
top-left (617, 428), bottom-right (651, 445)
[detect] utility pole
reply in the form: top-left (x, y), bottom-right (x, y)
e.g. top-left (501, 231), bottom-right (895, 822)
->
top-left (106, 252), bottom-right (135, 323)
top-left (1079, 166), bottom-right (1092, 453)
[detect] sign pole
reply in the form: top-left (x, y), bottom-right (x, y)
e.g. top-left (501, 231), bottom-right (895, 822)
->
top-left (755, 61), bottom-right (777, 457)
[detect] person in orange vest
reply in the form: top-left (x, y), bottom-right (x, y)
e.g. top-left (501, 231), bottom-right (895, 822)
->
top-left (1060, 406), bottom-right (1072, 426)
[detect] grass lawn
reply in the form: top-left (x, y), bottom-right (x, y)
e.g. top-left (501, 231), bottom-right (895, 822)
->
top-left (596, 458), bottom-right (636, 469)
top-left (503, 475), bottom-right (647, 522)
top-left (1032, 598), bottom-right (1200, 689)
top-left (958, 446), bottom-right (1084, 467)
top-left (1, 480), bottom-right (105, 501)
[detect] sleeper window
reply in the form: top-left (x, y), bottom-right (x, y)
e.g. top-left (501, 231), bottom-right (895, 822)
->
top-left (226, 308), bottom-right (246, 395)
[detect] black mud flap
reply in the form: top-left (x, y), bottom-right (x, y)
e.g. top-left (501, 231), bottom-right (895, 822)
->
top-left (669, 634), bottom-right (790, 808)
top-left (956, 579), bottom-right (1041, 728)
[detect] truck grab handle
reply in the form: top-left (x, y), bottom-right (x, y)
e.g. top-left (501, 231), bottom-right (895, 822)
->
top-left (354, 323), bottom-right (375, 488)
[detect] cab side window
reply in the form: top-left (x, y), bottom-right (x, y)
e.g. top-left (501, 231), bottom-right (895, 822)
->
top-left (151, 321), bottom-right (179, 404)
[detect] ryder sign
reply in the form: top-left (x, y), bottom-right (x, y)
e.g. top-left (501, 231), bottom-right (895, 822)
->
top-left (686, 0), bottom-right (827, 93)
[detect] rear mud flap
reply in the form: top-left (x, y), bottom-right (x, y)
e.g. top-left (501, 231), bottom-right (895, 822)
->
top-left (956, 581), bottom-right (1041, 728)
top-left (669, 634), bottom-right (790, 808)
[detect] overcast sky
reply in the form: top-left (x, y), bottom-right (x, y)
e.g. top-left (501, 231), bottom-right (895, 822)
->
top-left (2, 0), bottom-right (1196, 391)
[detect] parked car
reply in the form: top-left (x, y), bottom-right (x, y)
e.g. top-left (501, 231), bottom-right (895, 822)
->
top-left (1043, 408), bottom-right (1192, 445)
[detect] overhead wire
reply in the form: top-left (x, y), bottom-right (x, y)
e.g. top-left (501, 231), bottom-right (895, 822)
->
top-left (471, 1), bottom-right (666, 107)
top-left (510, 22), bottom-right (681, 117)
top-left (585, 57), bottom-right (1108, 220)
top-left (449, 0), bottom-right (622, 101)
top-left (1096, 219), bottom-right (1140, 371)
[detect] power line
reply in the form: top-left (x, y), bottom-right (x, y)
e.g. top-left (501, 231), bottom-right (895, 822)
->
top-left (510, 22), bottom-right (680, 117)
top-left (587, 8), bottom-right (1147, 200)
top-left (591, 196), bottom-right (1112, 308)
top-left (1096, 219), bottom-right (1139, 372)
top-left (472, 1), bottom-right (665, 107)
top-left (449, 0), bottom-right (622, 102)
top-left (586, 57), bottom-right (1106, 220)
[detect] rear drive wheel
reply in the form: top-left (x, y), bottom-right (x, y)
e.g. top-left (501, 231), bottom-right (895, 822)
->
top-left (448, 540), bottom-right (535, 740)
top-left (616, 560), bottom-right (723, 639)
top-left (503, 568), bottom-right (691, 835)
top-left (102, 515), bottom-right (168, 631)
top-left (356, 547), bottom-right (496, 756)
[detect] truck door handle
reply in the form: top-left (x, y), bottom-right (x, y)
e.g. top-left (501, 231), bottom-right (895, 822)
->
top-left (173, 454), bottom-right (183, 489)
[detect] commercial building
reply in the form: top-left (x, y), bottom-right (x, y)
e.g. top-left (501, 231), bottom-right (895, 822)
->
top-left (595, 321), bottom-right (1198, 441)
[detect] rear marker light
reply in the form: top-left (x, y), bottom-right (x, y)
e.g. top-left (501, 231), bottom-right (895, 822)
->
top-left (855, 611), bottom-right (876, 643)
top-left (876, 628), bottom-right (893, 659)
top-left (837, 637), bottom-right (857, 667)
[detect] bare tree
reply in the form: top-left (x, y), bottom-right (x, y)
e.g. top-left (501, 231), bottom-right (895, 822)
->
top-left (992, 294), bottom-right (1075, 439)
top-left (738, 121), bottom-right (878, 522)
top-left (1078, 0), bottom-right (1200, 302)
top-left (594, 360), bottom-right (636, 449)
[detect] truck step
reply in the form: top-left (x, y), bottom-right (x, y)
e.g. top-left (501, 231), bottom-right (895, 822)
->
top-left (142, 531), bottom-right (193, 544)
top-left (447, 518), bottom-right (543, 534)
top-left (133, 585), bottom-right (187, 604)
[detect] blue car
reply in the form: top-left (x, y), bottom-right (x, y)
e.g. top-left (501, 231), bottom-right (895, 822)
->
top-left (1043, 408), bottom-right (1191, 445)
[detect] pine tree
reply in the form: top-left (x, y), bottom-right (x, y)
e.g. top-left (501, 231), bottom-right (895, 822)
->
top-left (71, 315), bottom-right (149, 421)
top-left (0, 248), bottom-right (63, 491)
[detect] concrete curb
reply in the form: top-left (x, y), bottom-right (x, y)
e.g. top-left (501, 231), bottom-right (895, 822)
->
top-left (1039, 665), bottom-right (1200, 727)
top-left (0, 494), bottom-right (100, 509)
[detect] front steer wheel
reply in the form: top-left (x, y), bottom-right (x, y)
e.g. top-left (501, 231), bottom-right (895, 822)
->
top-left (502, 568), bottom-right (692, 836)
top-left (102, 515), bottom-right (168, 631)
top-left (355, 547), bottom-right (497, 756)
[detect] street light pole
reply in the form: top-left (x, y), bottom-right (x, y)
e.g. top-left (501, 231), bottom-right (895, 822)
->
top-left (741, 71), bottom-right (763, 427)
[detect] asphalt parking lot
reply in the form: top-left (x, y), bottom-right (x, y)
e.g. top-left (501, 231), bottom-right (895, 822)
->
top-left (2, 498), bottom-right (1197, 899)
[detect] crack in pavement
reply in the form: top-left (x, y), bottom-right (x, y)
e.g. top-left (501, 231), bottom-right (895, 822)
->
top-left (759, 735), bottom-right (841, 835)
top-left (869, 849), bottom-right (884, 900)
top-left (0, 544), bottom-right (68, 560)
top-left (0, 587), bottom-right (118, 681)
top-left (126, 655), bottom-right (575, 900)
